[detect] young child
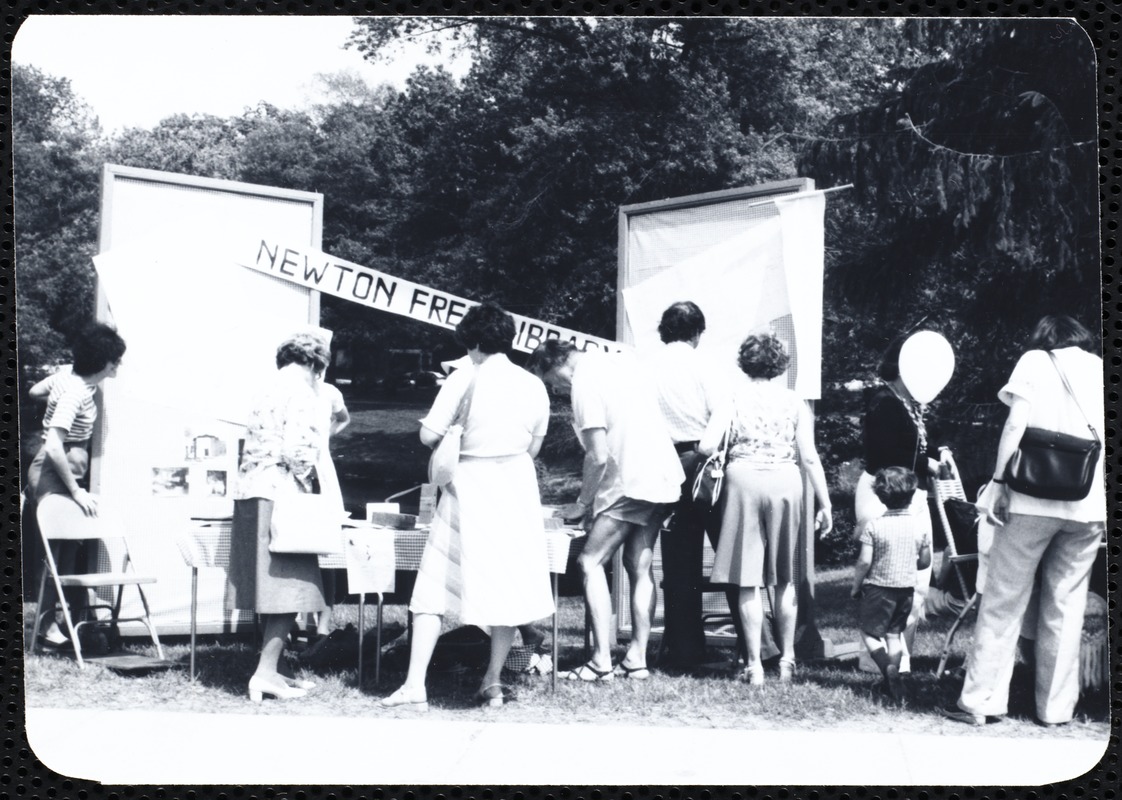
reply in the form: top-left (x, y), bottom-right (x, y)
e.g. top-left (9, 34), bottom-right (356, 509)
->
top-left (851, 466), bottom-right (932, 702)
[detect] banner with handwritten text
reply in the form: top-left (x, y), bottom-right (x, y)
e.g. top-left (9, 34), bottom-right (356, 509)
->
top-left (237, 241), bottom-right (624, 354)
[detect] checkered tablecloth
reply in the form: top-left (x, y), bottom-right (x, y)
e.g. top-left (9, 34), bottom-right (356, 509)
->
top-left (178, 520), bottom-right (581, 575)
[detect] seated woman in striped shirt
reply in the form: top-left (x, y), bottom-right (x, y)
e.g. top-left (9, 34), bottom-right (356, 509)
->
top-left (26, 322), bottom-right (126, 648)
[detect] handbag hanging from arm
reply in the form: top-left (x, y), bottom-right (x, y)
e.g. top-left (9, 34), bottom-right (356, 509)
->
top-left (428, 372), bottom-right (478, 487)
top-left (1004, 352), bottom-right (1102, 502)
top-left (269, 478), bottom-right (344, 556)
top-left (691, 418), bottom-right (734, 508)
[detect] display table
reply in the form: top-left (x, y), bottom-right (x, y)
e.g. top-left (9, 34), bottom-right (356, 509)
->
top-left (178, 518), bottom-right (582, 691)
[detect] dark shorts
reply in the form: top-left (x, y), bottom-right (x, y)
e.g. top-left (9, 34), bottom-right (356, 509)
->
top-left (859, 584), bottom-right (914, 639)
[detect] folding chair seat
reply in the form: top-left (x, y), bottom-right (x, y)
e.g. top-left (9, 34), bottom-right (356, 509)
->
top-left (30, 494), bottom-right (165, 669)
top-left (929, 451), bottom-right (981, 679)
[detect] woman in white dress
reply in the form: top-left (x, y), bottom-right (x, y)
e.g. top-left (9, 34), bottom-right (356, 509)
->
top-left (380, 303), bottom-right (554, 710)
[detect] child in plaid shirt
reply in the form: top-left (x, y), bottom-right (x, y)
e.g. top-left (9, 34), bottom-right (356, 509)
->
top-left (851, 466), bottom-right (932, 702)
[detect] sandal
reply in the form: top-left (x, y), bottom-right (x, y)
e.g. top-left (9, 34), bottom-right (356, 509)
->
top-left (613, 662), bottom-right (651, 680)
top-left (474, 682), bottom-right (509, 708)
top-left (562, 662), bottom-right (614, 682)
top-left (739, 664), bottom-right (765, 687)
top-left (778, 659), bottom-right (796, 683)
top-left (379, 686), bottom-right (429, 711)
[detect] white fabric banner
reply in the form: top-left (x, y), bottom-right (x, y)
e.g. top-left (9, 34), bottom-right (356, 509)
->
top-left (776, 191), bottom-right (826, 398)
top-left (236, 240), bottom-right (625, 354)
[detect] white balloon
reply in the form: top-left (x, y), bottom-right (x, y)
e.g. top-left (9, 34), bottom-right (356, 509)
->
top-left (899, 331), bottom-right (955, 404)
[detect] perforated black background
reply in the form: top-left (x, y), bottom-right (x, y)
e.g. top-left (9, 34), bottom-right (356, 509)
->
top-left (0, 1), bottom-right (1117, 795)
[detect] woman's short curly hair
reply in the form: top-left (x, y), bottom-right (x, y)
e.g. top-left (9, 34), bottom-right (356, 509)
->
top-left (276, 332), bottom-right (331, 372)
top-left (737, 333), bottom-right (789, 379)
top-left (455, 302), bottom-right (516, 355)
top-left (71, 323), bottom-right (127, 377)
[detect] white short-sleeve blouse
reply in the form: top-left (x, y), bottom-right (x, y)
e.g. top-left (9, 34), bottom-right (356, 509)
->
top-left (420, 354), bottom-right (549, 458)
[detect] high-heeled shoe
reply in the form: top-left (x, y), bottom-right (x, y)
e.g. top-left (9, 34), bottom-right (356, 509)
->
top-left (379, 686), bottom-right (429, 711)
top-left (475, 683), bottom-right (505, 708)
top-left (248, 674), bottom-right (308, 703)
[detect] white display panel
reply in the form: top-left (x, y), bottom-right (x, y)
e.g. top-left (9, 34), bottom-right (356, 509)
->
top-left (618, 179), bottom-right (819, 398)
top-left (92, 166), bottom-right (323, 635)
top-left (614, 180), bottom-right (825, 652)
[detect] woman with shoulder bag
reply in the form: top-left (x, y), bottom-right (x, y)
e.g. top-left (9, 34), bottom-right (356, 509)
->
top-left (944, 315), bottom-right (1105, 727)
top-left (700, 333), bottom-right (832, 686)
top-left (227, 332), bottom-right (331, 703)
top-left (380, 303), bottom-right (554, 710)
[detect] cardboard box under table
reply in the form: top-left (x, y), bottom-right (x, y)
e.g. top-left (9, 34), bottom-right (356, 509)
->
top-left (179, 518), bottom-right (581, 690)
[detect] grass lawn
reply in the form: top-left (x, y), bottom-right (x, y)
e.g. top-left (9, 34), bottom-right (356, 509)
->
top-left (23, 564), bottom-right (1109, 742)
top-left (22, 399), bottom-right (1109, 746)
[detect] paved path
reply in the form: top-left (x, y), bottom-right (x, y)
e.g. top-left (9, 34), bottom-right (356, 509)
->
top-left (27, 707), bottom-right (1108, 785)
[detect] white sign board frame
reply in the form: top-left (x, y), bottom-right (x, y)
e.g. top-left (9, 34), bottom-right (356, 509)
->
top-left (92, 164), bottom-right (323, 635)
top-left (612, 178), bottom-right (829, 657)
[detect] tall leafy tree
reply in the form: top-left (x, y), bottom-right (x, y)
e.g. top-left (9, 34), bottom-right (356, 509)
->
top-left (798, 19), bottom-right (1098, 487)
top-left (13, 65), bottom-right (104, 369)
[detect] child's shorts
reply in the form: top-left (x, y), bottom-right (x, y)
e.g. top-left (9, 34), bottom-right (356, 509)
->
top-left (859, 584), bottom-right (914, 638)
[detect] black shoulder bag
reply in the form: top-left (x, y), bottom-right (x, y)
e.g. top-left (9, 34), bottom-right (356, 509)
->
top-left (1004, 353), bottom-right (1101, 502)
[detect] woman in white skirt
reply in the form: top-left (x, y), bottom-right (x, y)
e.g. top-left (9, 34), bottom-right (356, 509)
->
top-left (380, 303), bottom-right (554, 710)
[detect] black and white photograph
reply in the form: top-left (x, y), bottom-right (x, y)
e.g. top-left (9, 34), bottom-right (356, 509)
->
top-left (205, 469), bottom-right (228, 498)
top-left (150, 467), bottom-right (190, 497)
top-left (13, 13), bottom-right (1111, 787)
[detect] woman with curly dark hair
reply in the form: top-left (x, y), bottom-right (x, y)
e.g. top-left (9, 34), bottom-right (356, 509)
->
top-left (699, 332), bottom-right (832, 686)
top-left (381, 302), bottom-right (554, 710)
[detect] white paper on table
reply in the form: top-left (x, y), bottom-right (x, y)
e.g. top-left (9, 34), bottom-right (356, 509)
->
top-left (344, 529), bottom-right (396, 594)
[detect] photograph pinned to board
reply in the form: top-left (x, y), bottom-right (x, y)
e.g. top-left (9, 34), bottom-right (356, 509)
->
top-left (185, 433), bottom-right (227, 461)
top-left (205, 470), bottom-right (227, 497)
top-left (151, 467), bottom-right (189, 497)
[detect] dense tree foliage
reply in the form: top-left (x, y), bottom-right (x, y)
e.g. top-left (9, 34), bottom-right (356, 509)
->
top-left (13, 66), bottom-right (104, 369)
top-left (14, 21), bottom-right (1100, 547)
top-left (797, 20), bottom-right (1098, 505)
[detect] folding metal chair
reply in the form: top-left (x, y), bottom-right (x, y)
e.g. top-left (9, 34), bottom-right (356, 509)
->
top-left (930, 451), bottom-right (981, 678)
top-left (30, 494), bottom-right (165, 669)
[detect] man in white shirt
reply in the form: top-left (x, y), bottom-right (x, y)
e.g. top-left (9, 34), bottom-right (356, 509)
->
top-left (528, 340), bottom-right (683, 681)
top-left (647, 302), bottom-right (757, 671)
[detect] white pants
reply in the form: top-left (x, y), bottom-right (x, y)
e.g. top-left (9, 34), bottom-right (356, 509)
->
top-left (957, 513), bottom-right (1103, 723)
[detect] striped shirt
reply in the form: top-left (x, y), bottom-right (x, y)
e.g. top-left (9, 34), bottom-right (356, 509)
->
top-left (859, 509), bottom-right (931, 588)
top-left (41, 372), bottom-right (98, 443)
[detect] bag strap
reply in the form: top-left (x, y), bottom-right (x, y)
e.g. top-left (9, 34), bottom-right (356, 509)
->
top-left (717, 412), bottom-right (735, 460)
top-left (451, 370), bottom-right (478, 429)
top-left (1047, 352), bottom-right (1099, 444)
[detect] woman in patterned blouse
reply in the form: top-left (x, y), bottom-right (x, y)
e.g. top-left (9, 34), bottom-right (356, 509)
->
top-left (699, 333), bottom-right (832, 686)
top-left (226, 332), bottom-right (331, 703)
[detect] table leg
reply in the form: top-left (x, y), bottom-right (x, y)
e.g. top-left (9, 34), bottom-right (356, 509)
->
top-left (552, 572), bottom-right (559, 694)
top-left (375, 594), bottom-right (383, 686)
top-left (358, 594), bottom-right (366, 688)
top-left (190, 566), bottom-right (198, 683)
